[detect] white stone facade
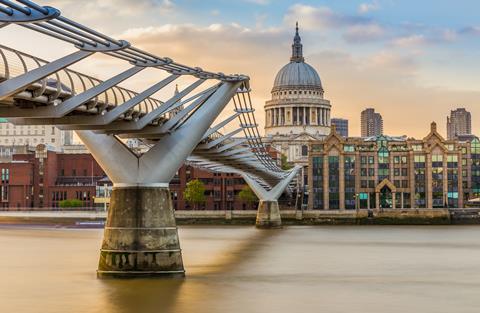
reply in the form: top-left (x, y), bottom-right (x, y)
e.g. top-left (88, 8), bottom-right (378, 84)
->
top-left (0, 122), bottom-right (72, 150)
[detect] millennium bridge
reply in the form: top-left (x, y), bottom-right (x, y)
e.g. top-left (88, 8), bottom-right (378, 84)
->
top-left (0, 0), bottom-right (300, 277)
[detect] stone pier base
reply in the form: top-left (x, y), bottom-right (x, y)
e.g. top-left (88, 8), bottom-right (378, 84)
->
top-left (256, 200), bottom-right (282, 228)
top-left (97, 187), bottom-right (184, 278)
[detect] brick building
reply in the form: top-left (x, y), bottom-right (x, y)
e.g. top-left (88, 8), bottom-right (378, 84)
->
top-left (0, 143), bottom-right (283, 210)
top-left (308, 122), bottom-right (480, 210)
top-left (0, 144), bottom-right (105, 209)
top-left (170, 165), bottom-right (255, 210)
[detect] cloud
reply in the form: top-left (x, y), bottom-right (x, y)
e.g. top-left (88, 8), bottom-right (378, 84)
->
top-left (390, 34), bottom-right (427, 47)
top-left (366, 51), bottom-right (418, 74)
top-left (284, 4), bottom-right (386, 44)
top-left (114, 21), bottom-right (480, 138)
top-left (358, 1), bottom-right (380, 14)
top-left (459, 26), bottom-right (480, 35)
top-left (283, 4), bottom-right (371, 31)
top-left (343, 23), bottom-right (386, 43)
top-left (243, 0), bottom-right (270, 4)
top-left (42, 0), bottom-right (176, 24)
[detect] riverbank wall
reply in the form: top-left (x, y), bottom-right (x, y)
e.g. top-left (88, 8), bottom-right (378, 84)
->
top-left (0, 208), bottom-right (477, 227)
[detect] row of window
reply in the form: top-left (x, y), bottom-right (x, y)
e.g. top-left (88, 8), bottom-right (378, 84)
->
top-left (272, 90), bottom-right (322, 96)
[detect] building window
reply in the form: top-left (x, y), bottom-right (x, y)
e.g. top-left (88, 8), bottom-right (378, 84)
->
top-left (312, 156), bottom-right (323, 209)
top-left (328, 156), bottom-right (340, 209)
top-left (301, 145), bottom-right (308, 156)
top-left (412, 144), bottom-right (423, 151)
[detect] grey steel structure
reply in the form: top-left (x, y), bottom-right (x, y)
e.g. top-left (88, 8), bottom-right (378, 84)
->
top-left (0, 0), bottom-right (300, 277)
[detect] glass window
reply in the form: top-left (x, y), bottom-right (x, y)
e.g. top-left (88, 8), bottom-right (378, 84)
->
top-left (412, 144), bottom-right (423, 151)
top-left (447, 155), bottom-right (458, 162)
top-left (312, 144), bottom-right (323, 152)
top-left (414, 155), bottom-right (425, 162)
top-left (301, 145), bottom-right (308, 156)
top-left (471, 138), bottom-right (480, 153)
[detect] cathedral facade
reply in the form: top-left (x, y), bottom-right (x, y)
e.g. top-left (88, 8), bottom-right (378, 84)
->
top-left (263, 23), bottom-right (331, 168)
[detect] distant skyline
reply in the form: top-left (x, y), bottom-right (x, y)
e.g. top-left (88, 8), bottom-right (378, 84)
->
top-left (0, 0), bottom-right (479, 138)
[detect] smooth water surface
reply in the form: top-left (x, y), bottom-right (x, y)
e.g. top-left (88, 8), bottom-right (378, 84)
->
top-left (1, 225), bottom-right (480, 313)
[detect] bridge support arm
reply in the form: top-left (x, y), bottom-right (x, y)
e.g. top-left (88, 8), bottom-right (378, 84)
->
top-left (242, 166), bottom-right (301, 228)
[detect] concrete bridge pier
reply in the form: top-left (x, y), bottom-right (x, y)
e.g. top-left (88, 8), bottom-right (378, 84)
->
top-left (242, 167), bottom-right (300, 228)
top-left (98, 185), bottom-right (184, 278)
top-left (256, 200), bottom-right (282, 228)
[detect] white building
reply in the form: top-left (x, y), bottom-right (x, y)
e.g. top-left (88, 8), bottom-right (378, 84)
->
top-left (263, 23), bottom-right (332, 167)
top-left (0, 119), bottom-right (73, 150)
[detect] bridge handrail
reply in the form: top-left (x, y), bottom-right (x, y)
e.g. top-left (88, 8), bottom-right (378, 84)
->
top-left (0, 0), bottom-right (248, 82)
top-left (0, 44), bottom-right (163, 116)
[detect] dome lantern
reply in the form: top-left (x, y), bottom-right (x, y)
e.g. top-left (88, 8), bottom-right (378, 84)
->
top-left (291, 22), bottom-right (304, 63)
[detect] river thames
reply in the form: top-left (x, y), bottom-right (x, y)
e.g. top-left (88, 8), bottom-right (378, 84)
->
top-left (1, 225), bottom-right (480, 313)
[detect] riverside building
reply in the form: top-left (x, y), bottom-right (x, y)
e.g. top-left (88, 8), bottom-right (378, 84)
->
top-left (308, 122), bottom-right (480, 210)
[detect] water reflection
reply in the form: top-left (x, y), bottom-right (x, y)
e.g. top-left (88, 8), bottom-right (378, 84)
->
top-left (99, 227), bottom-right (280, 313)
top-left (100, 279), bottom-right (183, 313)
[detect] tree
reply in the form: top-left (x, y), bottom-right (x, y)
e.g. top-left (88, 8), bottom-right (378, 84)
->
top-left (281, 154), bottom-right (293, 170)
top-left (183, 179), bottom-right (206, 210)
top-left (238, 185), bottom-right (258, 209)
top-left (59, 199), bottom-right (83, 208)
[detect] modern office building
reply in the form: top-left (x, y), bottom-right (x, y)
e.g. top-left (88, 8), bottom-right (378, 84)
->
top-left (447, 108), bottom-right (472, 140)
top-left (308, 122), bottom-right (480, 210)
top-left (361, 108), bottom-right (383, 137)
top-left (331, 118), bottom-right (348, 137)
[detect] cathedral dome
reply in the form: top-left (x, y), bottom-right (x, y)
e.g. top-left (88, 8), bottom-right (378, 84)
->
top-left (272, 22), bottom-right (322, 92)
top-left (273, 62), bottom-right (322, 90)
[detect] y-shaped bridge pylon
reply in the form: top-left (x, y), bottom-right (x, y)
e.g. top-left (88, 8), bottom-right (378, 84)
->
top-left (242, 167), bottom-right (301, 228)
top-left (77, 82), bottom-right (240, 277)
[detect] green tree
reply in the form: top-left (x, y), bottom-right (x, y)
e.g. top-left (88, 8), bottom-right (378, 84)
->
top-left (183, 179), bottom-right (206, 210)
top-left (238, 185), bottom-right (258, 209)
top-left (59, 199), bottom-right (83, 208)
top-left (281, 154), bottom-right (293, 170)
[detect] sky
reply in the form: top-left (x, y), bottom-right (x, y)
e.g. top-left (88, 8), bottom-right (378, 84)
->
top-left (1, 0), bottom-right (480, 138)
